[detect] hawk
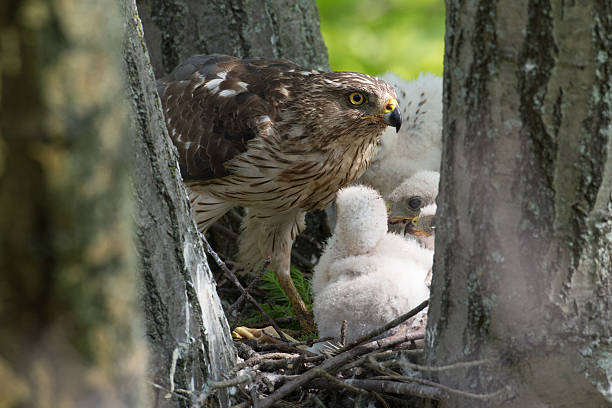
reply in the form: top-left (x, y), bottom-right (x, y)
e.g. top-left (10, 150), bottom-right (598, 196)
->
top-left (157, 54), bottom-right (402, 331)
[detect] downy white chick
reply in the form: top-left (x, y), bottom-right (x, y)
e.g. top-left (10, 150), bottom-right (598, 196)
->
top-left (312, 186), bottom-right (432, 343)
top-left (358, 73), bottom-right (442, 196)
top-left (388, 170), bottom-right (439, 251)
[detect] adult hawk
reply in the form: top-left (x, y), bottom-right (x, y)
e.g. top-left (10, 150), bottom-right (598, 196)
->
top-left (157, 54), bottom-right (402, 331)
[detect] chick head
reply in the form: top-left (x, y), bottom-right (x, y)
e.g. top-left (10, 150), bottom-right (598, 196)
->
top-left (334, 185), bottom-right (388, 256)
top-left (388, 171), bottom-right (440, 236)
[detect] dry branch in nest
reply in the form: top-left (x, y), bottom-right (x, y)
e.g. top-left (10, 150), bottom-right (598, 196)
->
top-left (199, 234), bottom-right (512, 407)
top-left (206, 304), bottom-right (511, 407)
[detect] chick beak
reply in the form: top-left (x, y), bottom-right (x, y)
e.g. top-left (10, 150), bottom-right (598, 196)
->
top-left (405, 214), bottom-right (435, 237)
top-left (388, 215), bottom-right (416, 225)
top-left (382, 98), bottom-right (402, 133)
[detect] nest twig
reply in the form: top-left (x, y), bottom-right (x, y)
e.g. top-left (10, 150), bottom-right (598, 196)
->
top-left (204, 300), bottom-right (511, 407)
top-left (202, 235), bottom-right (292, 343)
top-left (199, 233), bottom-right (512, 407)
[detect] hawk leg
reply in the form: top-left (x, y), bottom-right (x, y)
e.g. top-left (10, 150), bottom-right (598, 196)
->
top-left (272, 258), bottom-right (316, 334)
top-left (240, 209), bottom-right (316, 333)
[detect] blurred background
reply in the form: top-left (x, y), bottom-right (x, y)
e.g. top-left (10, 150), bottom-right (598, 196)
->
top-left (316, 0), bottom-right (445, 79)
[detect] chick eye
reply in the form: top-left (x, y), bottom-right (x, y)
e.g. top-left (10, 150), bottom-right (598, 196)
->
top-left (408, 197), bottom-right (422, 209)
top-left (348, 91), bottom-right (367, 106)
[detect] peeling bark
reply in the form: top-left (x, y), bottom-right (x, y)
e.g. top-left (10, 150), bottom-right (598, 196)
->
top-left (426, 0), bottom-right (612, 406)
top-left (122, 1), bottom-right (236, 406)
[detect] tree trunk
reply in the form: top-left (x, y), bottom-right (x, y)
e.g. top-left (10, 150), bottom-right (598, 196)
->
top-left (0, 0), bottom-right (146, 406)
top-left (136, 0), bottom-right (332, 273)
top-left (122, 1), bottom-right (236, 406)
top-left (136, 0), bottom-right (329, 77)
top-left (426, 0), bottom-right (611, 407)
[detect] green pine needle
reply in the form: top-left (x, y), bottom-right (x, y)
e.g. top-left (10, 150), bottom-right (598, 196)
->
top-left (242, 266), bottom-right (313, 327)
top-left (259, 266), bottom-right (312, 306)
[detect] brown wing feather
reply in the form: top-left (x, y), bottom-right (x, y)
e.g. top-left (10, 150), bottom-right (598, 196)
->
top-left (157, 54), bottom-right (302, 181)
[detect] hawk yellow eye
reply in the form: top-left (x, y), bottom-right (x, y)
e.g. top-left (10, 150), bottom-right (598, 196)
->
top-left (348, 92), bottom-right (367, 106)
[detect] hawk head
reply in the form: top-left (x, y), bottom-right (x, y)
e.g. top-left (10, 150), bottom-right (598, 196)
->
top-left (278, 71), bottom-right (402, 148)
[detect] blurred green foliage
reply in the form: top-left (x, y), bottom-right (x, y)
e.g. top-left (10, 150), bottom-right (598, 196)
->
top-left (316, 0), bottom-right (444, 80)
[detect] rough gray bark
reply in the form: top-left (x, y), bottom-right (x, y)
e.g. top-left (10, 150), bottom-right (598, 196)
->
top-left (136, 0), bottom-right (329, 76)
top-left (122, 1), bottom-right (237, 407)
top-left (0, 0), bottom-right (146, 406)
top-left (426, 1), bottom-right (611, 407)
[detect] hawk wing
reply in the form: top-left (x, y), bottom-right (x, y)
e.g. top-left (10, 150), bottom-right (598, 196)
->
top-left (157, 54), bottom-right (302, 181)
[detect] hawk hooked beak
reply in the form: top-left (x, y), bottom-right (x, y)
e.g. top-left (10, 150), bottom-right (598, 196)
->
top-left (382, 98), bottom-right (402, 132)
